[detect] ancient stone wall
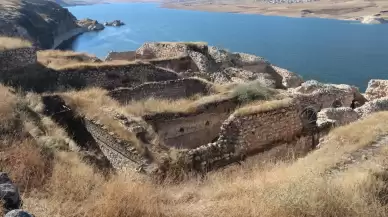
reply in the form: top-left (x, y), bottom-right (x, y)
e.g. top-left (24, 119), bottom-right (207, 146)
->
top-left (104, 51), bottom-right (137, 61)
top-left (0, 47), bottom-right (37, 72)
top-left (54, 62), bottom-right (180, 90)
top-left (148, 56), bottom-right (199, 73)
top-left (83, 119), bottom-right (147, 171)
top-left (143, 97), bottom-right (238, 149)
top-left (109, 78), bottom-right (213, 103)
top-left (136, 42), bottom-right (209, 59)
top-left (228, 104), bottom-right (303, 154)
top-left (365, 79), bottom-right (388, 101)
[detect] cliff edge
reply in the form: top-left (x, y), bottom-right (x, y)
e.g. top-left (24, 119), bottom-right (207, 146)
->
top-left (0, 0), bottom-right (83, 49)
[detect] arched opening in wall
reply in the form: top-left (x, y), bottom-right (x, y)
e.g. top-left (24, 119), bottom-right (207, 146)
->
top-left (331, 99), bottom-right (343, 108)
top-left (179, 127), bottom-right (184, 133)
top-left (205, 121), bottom-right (210, 126)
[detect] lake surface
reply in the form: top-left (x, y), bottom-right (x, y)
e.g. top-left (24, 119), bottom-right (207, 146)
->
top-left (68, 3), bottom-right (388, 91)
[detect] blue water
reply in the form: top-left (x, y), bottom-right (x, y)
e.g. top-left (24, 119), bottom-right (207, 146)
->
top-left (68, 3), bottom-right (388, 91)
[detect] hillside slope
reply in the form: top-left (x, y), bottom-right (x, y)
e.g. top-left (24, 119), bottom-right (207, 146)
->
top-left (0, 0), bottom-right (83, 49)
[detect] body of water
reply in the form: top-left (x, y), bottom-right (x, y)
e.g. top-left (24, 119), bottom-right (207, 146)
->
top-left (68, 3), bottom-right (388, 90)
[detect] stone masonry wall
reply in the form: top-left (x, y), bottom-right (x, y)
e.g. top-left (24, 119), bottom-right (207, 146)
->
top-left (184, 102), bottom-right (309, 173)
top-left (108, 78), bottom-right (213, 103)
top-left (104, 51), bottom-right (137, 61)
top-left (148, 56), bottom-right (200, 73)
top-left (0, 47), bottom-right (37, 72)
top-left (55, 62), bottom-right (180, 90)
top-left (231, 104), bottom-right (303, 153)
top-left (144, 97), bottom-right (238, 149)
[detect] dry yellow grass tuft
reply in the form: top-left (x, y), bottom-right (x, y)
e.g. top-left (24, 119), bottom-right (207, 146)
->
top-left (51, 59), bottom-right (147, 71)
top-left (234, 98), bottom-right (292, 116)
top-left (0, 37), bottom-right (32, 51)
top-left (6, 111), bottom-right (388, 217)
top-left (59, 88), bottom-right (141, 149)
top-left (37, 50), bottom-right (101, 69)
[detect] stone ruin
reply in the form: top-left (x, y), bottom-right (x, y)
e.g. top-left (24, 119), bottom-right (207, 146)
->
top-left (4, 39), bottom-right (388, 177)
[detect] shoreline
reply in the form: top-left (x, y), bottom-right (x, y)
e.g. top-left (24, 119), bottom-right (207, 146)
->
top-left (66, 0), bottom-right (388, 23)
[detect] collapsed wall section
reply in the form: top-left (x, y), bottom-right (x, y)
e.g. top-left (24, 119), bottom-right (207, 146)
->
top-left (109, 78), bottom-right (213, 103)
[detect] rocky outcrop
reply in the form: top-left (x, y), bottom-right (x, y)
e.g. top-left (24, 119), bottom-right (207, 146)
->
top-left (0, 173), bottom-right (22, 213)
top-left (361, 16), bottom-right (388, 24)
top-left (0, 0), bottom-right (82, 49)
top-left (104, 20), bottom-right (125, 27)
top-left (77, 19), bottom-right (105, 31)
top-left (365, 79), bottom-right (388, 101)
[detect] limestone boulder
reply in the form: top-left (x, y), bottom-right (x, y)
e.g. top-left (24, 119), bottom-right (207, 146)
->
top-left (271, 65), bottom-right (303, 88)
top-left (208, 46), bottom-right (234, 68)
top-left (231, 52), bottom-right (268, 67)
top-left (0, 172), bottom-right (22, 212)
top-left (355, 97), bottom-right (388, 118)
top-left (214, 67), bottom-right (276, 88)
top-left (361, 16), bottom-right (387, 24)
top-left (317, 107), bottom-right (359, 127)
top-left (5, 210), bottom-right (34, 217)
top-left (365, 79), bottom-right (388, 101)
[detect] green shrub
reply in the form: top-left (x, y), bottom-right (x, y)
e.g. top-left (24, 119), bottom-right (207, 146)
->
top-left (231, 81), bottom-right (277, 103)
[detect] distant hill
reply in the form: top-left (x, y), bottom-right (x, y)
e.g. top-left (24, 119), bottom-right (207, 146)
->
top-left (0, 0), bottom-right (81, 48)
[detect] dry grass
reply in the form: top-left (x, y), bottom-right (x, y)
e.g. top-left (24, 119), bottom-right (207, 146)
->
top-left (37, 50), bottom-right (101, 69)
top-left (234, 98), bottom-right (292, 116)
top-left (3, 111), bottom-right (388, 217)
top-left (51, 59), bottom-right (146, 70)
top-left (59, 88), bottom-right (141, 146)
top-left (0, 37), bottom-right (32, 51)
top-left (0, 138), bottom-right (52, 193)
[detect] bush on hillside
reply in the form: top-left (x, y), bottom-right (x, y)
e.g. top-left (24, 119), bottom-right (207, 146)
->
top-left (231, 80), bottom-right (277, 103)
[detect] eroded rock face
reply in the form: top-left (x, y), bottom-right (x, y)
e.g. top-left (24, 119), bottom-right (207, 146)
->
top-left (317, 107), bottom-right (359, 128)
top-left (365, 79), bottom-right (388, 101)
top-left (0, 0), bottom-right (81, 49)
top-left (0, 173), bottom-right (21, 212)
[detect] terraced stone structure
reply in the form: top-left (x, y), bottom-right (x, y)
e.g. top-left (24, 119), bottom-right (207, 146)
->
top-left (109, 78), bottom-right (214, 103)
